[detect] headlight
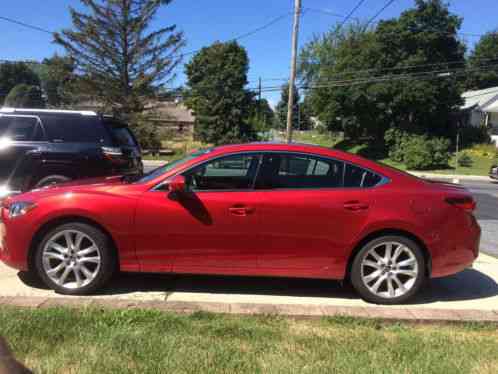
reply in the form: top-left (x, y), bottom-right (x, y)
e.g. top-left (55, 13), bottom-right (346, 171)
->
top-left (8, 202), bottom-right (37, 218)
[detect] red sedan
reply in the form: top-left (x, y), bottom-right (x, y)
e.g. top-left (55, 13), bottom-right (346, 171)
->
top-left (0, 143), bottom-right (480, 304)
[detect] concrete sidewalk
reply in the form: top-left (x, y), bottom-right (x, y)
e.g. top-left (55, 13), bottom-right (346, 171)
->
top-left (1, 254), bottom-right (498, 322)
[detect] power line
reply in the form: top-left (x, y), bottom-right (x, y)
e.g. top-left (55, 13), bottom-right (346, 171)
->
top-left (366, 0), bottom-right (397, 27)
top-left (0, 15), bottom-right (53, 34)
top-left (172, 12), bottom-right (293, 59)
top-left (338, 0), bottom-right (368, 29)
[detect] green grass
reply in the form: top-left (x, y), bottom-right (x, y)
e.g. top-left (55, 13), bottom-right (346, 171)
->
top-left (2, 306), bottom-right (498, 373)
top-left (292, 131), bottom-right (340, 148)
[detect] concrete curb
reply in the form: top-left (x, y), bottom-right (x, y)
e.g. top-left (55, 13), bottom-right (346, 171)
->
top-left (143, 160), bottom-right (167, 167)
top-left (1, 296), bottom-right (497, 323)
top-left (407, 171), bottom-right (490, 181)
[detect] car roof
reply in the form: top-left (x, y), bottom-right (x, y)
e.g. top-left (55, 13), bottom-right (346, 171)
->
top-left (0, 107), bottom-right (97, 116)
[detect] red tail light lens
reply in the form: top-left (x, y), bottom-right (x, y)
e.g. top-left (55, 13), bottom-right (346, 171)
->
top-left (445, 196), bottom-right (476, 212)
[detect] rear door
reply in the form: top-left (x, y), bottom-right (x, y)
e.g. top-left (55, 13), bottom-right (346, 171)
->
top-left (254, 153), bottom-right (382, 278)
top-left (0, 114), bottom-right (44, 191)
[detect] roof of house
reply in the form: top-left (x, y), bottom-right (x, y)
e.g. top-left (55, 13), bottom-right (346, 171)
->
top-left (461, 86), bottom-right (498, 111)
top-left (148, 101), bottom-right (195, 123)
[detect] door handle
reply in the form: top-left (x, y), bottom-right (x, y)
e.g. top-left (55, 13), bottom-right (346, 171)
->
top-left (343, 201), bottom-right (369, 211)
top-left (229, 206), bottom-right (254, 216)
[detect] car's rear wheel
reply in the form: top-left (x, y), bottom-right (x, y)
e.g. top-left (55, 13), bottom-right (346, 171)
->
top-left (35, 223), bottom-right (115, 295)
top-left (34, 175), bottom-right (71, 188)
top-left (350, 236), bottom-right (426, 304)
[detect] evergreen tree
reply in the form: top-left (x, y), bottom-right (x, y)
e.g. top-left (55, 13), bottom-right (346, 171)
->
top-left (54, 0), bottom-right (186, 116)
top-left (185, 41), bottom-right (256, 145)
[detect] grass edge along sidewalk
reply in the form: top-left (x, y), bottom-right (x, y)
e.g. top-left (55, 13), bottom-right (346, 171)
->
top-left (1, 304), bottom-right (498, 373)
top-left (1, 296), bottom-right (498, 322)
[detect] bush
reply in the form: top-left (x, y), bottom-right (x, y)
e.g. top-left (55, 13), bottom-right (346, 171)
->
top-left (385, 128), bottom-right (451, 170)
top-left (128, 114), bottom-right (161, 150)
top-left (457, 152), bottom-right (473, 167)
top-left (459, 126), bottom-right (490, 148)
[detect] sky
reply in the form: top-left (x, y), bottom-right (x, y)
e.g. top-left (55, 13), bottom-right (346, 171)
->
top-left (1, 0), bottom-right (497, 107)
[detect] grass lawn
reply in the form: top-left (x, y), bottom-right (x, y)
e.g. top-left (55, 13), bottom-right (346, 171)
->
top-left (1, 306), bottom-right (498, 373)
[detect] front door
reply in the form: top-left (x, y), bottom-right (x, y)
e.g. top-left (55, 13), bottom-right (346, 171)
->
top-left (134, 153), bottom-right (263, 274)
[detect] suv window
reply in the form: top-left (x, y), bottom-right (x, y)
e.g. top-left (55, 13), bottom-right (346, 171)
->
top-left (110, 127), bottom-right (137, 147)
top-left (0, 116), bottom-right (40, 141)
top-left (183, 154), bottom-right (259, 191)
top-left (255, 153), bottom-right (344, 189)
top-left (41, 115), bottom-right (109, 143)
top-left (344, 163), bottom-right (382, 188)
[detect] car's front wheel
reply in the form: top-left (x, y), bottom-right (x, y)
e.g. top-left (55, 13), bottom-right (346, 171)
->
top-left (35, 223), bottom-right (115, 295)
top-left (350, 236), bottom-right (426, 304)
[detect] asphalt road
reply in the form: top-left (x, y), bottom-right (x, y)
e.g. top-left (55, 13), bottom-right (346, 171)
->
top-left (143, 164), bottom-right (497, 257)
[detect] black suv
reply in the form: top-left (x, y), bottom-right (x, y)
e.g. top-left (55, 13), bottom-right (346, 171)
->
top-left (0, 108), bottom-right (143, 197)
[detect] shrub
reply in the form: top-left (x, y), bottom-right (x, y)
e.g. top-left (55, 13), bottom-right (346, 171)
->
top-left (459, 126), bottom-right (490, 148)
top-left (385, 128), bottom-right (451, 170)
top-left (457, 152), bottom-right (473, 167)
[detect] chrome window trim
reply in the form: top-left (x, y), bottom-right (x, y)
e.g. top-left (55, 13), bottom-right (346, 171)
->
top-left (151, 150), bottom-right (391, 192)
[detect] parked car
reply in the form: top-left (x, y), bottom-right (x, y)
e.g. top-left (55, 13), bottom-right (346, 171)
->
top-left (0, 108), bottom-right (143, 198)
top-left (490, 164), bottom-right (498, 181)
top-left (0, 143), bottom-right (480, 304)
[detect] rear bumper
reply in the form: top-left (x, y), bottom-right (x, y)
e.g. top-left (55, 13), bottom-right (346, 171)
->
top-left (430, 215), bottom-right (481, 278)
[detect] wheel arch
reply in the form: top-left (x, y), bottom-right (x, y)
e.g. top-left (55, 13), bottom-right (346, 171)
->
top-left (27, 215), bottom-right (120, 273)
top-left (345, 228), bottom-right (432, 280)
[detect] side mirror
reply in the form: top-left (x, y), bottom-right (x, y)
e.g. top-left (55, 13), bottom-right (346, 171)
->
top-left (168, 175), bottom-right (186, 193)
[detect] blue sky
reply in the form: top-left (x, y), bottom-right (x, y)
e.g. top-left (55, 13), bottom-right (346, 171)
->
top-left (1, 0), bottom-right (497, 107)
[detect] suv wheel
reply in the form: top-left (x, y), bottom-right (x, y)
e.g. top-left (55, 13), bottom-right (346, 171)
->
top-left (350, 236), bottom-right (426, 304)
top-left (35, 175), bottom-right (71, 188)
top-left (35, 223), bottom-right (115, 295)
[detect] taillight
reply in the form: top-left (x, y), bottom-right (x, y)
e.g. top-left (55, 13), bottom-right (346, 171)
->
top-left (102, 147), bottom-right (123, 156)
top-left (445, 196), bottom-right (476, 212)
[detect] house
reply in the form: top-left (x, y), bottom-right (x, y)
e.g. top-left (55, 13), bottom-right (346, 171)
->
top-left (461, 86), bottom-right (498, 146)
top-left (145, 100), bottom-right (195, 137)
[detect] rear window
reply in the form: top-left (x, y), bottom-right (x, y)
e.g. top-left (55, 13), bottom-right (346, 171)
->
top-left (344, 164), bottom-right (383, 188)
top-left (110, 127), bottom-right (137, 147)
top-left (41, 115), bottom-right (109, 143)
top-left (0, 116), bottom-right (40, 141)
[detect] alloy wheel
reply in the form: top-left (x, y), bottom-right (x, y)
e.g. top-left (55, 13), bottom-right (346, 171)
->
top-left (360, 241), bottom-right (419, 299)
top-left (42, 230), bottom-right (102, 289)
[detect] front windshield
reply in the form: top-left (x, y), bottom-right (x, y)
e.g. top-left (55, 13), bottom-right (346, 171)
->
top-left (135, 148), bottom-right (212, 183)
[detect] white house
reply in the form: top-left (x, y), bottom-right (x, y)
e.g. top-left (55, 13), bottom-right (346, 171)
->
top-left (461, 86), bottom-right (498, 147)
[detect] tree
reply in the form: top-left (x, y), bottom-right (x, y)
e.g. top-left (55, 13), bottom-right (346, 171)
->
top-left (54, 0), bottom-right (186, 116)
top-left (0, 62), bottom-right (40, 105)
top-left (4, 84), bottom-right (45, 108)
top-left (467, 31), bottom-right (498, 90)
top-left (275, 84), bottom-right (301, 130)
top-left (35, 55), bottom-right (78, 107)
top-left (299, 0), bottom-right (465, 141)
top-left (248, 98), bottom-right (275, 133)
top-left (185, 41), bottom-right (256, 144)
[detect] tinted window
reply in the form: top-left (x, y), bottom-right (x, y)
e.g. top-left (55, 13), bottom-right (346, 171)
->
top-left (110, 127), bottom-right (137, 147)
top-left (41, 115), bottom-right (109, 143)
top-left (256, 153), bottom-right (344, 189)
top-left (184, 154), bottom-right (259, 191)
top-left (0, 116), bottom-right (39, 141)
top-left (344, 164), bottom-right (382, 188)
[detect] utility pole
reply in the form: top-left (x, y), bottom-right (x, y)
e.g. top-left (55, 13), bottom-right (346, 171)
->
top-left (286, 0), bottom-right (302, 143)
top-left (258, 77), bottom-right (262, 121)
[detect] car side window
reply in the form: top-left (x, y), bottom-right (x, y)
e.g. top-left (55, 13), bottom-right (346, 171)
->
top-left (41, 115), bottom-right (109, 143)
top-left (344, 163), bottom-right (382, 188)
top-left (0, 116), bottom-right (39, 141)
top-left (183, 154), bottom-right (260, 191)
top-left (255, 153), bottom-right (344, 189)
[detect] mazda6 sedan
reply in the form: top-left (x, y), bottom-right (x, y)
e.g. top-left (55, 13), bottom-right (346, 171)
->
top-left (0, 143), bottom-right (480, 304)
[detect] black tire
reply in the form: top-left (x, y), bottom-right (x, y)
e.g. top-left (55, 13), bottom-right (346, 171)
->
top-left (35, 222), bottom-right (115, 295)
top-left (350, 235), bottom-right (426, 305)
top-left (34, 175), bottom-right (72, 189)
